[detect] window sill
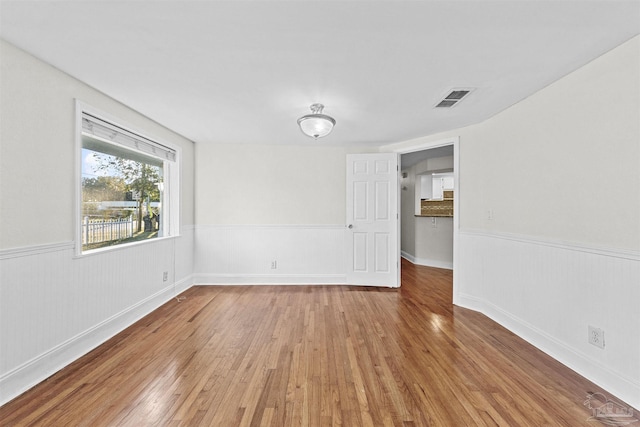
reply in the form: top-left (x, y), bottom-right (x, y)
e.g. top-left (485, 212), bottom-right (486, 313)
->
top-left (74, 234), bottom-right (180, 259)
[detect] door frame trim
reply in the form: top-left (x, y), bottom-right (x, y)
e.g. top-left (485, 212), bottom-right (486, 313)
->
top-left (381, 136), bottom-right (460, 304)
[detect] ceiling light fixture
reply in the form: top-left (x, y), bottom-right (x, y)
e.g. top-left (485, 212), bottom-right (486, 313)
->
top-left (297, 103), bottom-right (336, 139)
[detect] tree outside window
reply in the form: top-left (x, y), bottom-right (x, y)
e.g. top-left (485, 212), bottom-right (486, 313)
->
top-left (81, 144), bottom-right (163, 251)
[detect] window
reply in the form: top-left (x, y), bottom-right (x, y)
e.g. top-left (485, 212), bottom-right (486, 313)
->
top-left (77, 106), bottom-right (179, 253)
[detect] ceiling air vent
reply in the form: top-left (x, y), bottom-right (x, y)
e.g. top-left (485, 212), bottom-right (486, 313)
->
top-left (435, 88), bottom-right (474, 108)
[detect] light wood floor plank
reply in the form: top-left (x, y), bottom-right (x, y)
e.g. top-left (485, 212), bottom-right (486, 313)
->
top-left (1, 260), bottom-right (636, 426)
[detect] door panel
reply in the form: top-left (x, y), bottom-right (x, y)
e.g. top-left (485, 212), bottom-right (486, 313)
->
top-left (346, 153), bottom-right (399, 287)
top-left (374, 232), bottom-right (390, 273)
top-left (353, 232), bottom-right (368, 272)
top-left (375, 181), bottom-right (389, 220)
top-left (354, 182), bottom-right (368, 221)
top-left (375, 159), bottom-right (390, 174)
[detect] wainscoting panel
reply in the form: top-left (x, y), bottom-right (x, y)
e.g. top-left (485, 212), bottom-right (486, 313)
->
top-left (0, 227), bottom-right (194, 406)
top-left (456, 230), bottom-right (640, 410)
top-left (194, 225), bottom-right (347, 284)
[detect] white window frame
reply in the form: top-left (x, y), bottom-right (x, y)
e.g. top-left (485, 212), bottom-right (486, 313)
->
top-left (75, 100), bottom-right (181, 256)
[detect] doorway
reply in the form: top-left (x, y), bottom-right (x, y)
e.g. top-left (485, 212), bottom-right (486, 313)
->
top-left (400, 145), bottom-right (454, 269)
top-left (394, 137), bottom-right (460, 302)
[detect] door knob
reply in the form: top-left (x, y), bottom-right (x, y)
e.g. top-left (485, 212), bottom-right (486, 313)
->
top-left (348, 224), bottom-right (353, 229)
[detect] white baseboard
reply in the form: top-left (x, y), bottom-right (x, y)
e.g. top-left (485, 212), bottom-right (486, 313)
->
top-left (401, 250), bottom-right (453, 270)
top-left (0, 277), bottom-right (194, 406)
top-left (173, 274), bottom-right (195, 294)
top-left (456, 230), bottom-right (640, 410)
top-left (457, 291), bottom-right (640, 410)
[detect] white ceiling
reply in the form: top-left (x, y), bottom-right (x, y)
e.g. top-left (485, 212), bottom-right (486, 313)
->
top-left (1, 1), bottom-right (639, 147)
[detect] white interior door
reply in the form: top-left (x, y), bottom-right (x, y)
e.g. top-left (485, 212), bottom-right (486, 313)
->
top-left (346, 153), bottom-right (399, 287)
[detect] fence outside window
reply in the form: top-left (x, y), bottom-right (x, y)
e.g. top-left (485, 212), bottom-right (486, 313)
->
top-left (82, 217), bottom-right (135, 245)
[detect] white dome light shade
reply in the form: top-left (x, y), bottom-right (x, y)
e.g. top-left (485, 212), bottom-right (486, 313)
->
top-left (297, 104), bottom-right (336, 139)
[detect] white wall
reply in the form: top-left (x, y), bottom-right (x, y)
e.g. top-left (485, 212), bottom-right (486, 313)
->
top-left (0, 40), bottom-right (196, 404)
top-left (2, 31), bottom-right (638, 410)
top-left (194, 143), bottom-right (374, 284)
top-left (410, 217), bottom-right (454, 270)
top-left (400, 167), bottom-right (417, 257)
top-left (195, 143), bottom-right (355, 225)
top-left (385, 35), bottom-right (640, 409)
top-left (401, 155), bottom-right (454, 269)
top-left (459, 48), bottom-right (639, 249)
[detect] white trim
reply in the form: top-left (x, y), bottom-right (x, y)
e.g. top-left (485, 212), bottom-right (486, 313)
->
top-left (193, 274), bottom-right (347, 285)
top-left (74, 100), bottom-right (182, 257)
top-left (195, 224), bottom-right (346, 230)
top-left (0, 242), bottom-right (75, 260)
top-left (456, 292), bottom-right (640, 410)
top-left (72, 235), bottom-right (179, 259)
top-left (460, 229), bottom-right (640, 261)
top-left (401, 250), bottom-right (453, 270)
top-left (75, 102), bottom-right (83, 257)
top-left (0, 235), bottom-right (190, 261)
top-left (0, 280), bottom-right (193, 406)
top-left (174, 274), bottom-right (195, 295)
top-left (396, 152), bottom-right (402, 288)
top-left (380, 136), bottom-right (460, 300)
top-left (455, 231), bottom-right (640, 409)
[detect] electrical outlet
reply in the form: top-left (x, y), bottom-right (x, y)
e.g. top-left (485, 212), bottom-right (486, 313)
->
top-left (271, 261), bottom-right (277, 269)
top-left (163, 271), bottom-right (168, 282)
top-left (588, 325), bottom-right (605, 349)
top-left (431, 217), bottom-right (437, 228)
top-left (487, 209), bottom-right (494, 220)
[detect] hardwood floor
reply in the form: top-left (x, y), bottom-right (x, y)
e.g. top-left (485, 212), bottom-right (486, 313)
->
top-left (1, 259), bottom-right (635, 426)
